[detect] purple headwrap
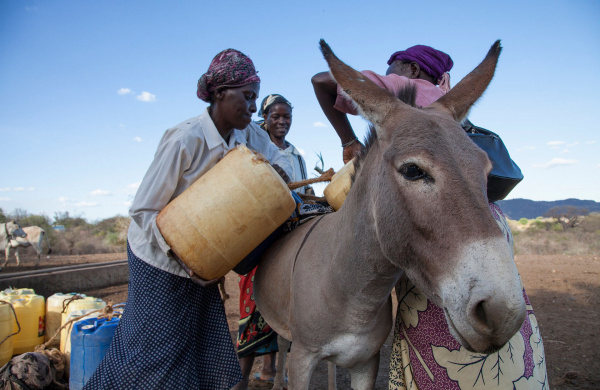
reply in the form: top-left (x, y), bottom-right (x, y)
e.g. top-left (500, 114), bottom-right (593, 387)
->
top-left (196, 49), bottom-right (261, 102)
top-left (387, 45), bottom-right (453, 83)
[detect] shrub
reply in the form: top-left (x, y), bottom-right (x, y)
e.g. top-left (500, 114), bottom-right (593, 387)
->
top-left (519, 218), bottom-right (529, 225)
top-left (550, 223), bottom-right (563, 231)
top-left (580, 213), bottom-right (600, 233)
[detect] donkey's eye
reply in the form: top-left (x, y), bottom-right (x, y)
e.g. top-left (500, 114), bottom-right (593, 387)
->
top-left (400, 164), bottom-right (427, 181)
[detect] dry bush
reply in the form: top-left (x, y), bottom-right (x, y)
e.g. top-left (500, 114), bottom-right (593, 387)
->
top-left (53, 224), bottom-right (127, 255)
top-left (511, 213), bottom-right (600, 255)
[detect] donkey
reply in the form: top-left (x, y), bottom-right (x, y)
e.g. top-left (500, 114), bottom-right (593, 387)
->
top-left (4, 225), bottom-right (53, 267)
top-left (254, 40), bottom-right (526, 390)
top-left (0, 221), bottom-right (27, 264)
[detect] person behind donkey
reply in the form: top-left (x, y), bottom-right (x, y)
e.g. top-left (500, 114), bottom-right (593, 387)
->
top-left (84, 49), bottom-right (292, 390)
top-left (233, 94), bottom-right (312, 390)
top-left (311, 44), bottom-right (453, 163)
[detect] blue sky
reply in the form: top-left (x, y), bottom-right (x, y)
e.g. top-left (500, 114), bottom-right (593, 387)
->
top-left (1, 0), bottom-right (599, 221)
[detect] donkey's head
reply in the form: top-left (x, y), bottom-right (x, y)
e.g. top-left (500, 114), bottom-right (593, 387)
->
top-left (5, 220), bottom-right (26, 239)
top-left (320, 40), bottom-right (525, 353)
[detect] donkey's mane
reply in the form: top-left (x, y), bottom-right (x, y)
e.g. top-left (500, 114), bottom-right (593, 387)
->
top-left (351, 84), bottom-right (418, 182)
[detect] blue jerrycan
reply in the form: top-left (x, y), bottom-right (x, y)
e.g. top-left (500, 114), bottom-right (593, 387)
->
top-left (69, 316), bottom-right (120, 390)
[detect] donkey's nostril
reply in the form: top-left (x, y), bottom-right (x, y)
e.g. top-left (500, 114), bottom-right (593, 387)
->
top-left (474, 300), bottom-right (490, 330)
top-left (469, 298), bottom-right (502, 336)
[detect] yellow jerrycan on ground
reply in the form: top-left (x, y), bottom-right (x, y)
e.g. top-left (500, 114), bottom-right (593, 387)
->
top-left (323, 159), bottom-right (355, 211)
top-left (46, 293), bottom-right (86, 348)
top-left (157, 145), bottom-right (296, 280)
top-left (0, 300), bottom-right (16, 366)
top-left (0, 288), bottom-right (36, 299)
top-left (10, 294), bottom-right (46, 355)
top-left (60, 297), bottom-right (105, 353)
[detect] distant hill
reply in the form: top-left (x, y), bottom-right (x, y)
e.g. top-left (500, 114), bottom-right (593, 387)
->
top-left (497, 198), bottom-right (600, 220)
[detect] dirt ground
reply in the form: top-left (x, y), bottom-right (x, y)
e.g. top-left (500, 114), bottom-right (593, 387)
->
top-left (6, 251), bottom-right (599, 389)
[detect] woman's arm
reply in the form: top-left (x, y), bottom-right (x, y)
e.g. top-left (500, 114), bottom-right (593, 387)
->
top-left (129, 138), bottom-right (188, 255)
top-left (311, 71), bottom-right (364, 164)
top-left (129, 136), bottom-right (220, 287)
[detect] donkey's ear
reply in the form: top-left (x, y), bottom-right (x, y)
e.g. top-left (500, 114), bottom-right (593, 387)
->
top-left (319, 39), bottom-right (410, 134)
top-left (430, 41), bottom-right (502, 122)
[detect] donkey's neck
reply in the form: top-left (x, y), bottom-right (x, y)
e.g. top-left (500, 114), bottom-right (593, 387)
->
top-left (318, 193), bottom-right (403, 318)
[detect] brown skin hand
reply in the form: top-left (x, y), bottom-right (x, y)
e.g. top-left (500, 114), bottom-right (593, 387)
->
top-left (171, 250), bottom-right (224, 287)
top-left (311, 72), bottom-right (366, 164)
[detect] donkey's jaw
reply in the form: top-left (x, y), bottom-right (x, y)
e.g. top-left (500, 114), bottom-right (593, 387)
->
top-left (439, 237), bottom-right (526, 353)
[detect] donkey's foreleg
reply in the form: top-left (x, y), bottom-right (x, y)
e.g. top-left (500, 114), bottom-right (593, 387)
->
top-left (273, 335), bottom-right (290, 390)
top-left (287, 344), bottom-right (321, 390)
top-left (348, 351), bottom-right (380, 390)
top-left (327, 361), bottom-right (336, 390)
top-left (3, 247), bottom-right (9, 267)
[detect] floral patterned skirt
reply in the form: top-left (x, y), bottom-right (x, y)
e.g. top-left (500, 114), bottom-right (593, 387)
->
top-left (388, 204), bottom-right (548, 390)
top-left (236, 268), bottom-right (278, 358)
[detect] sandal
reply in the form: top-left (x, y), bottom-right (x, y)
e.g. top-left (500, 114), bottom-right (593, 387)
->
top-left (254, 372), bottom-right (274, 383)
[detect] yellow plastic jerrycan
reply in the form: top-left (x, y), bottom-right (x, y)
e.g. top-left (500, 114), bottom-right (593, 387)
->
top-left (157, 145), bottom-right (296, 280)
top-left (60, 297), bottom-right (105, 353)
top-left (0, 301), bottom-right (16, 366)
top-left (323, 159), bottom-right (355, 211)
top-left (0, 288), bottom-right (35, 299)
top-left (46, 293), bottom-right (86, 348)
top-left (10, 294), bottom-right (46, 354)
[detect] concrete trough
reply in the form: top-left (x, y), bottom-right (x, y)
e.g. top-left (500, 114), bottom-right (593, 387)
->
top-left (0, 261), bottom-right (128, 297)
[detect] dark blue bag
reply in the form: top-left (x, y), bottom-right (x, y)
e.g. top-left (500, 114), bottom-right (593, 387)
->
top-left (463, 120), bottom-right (523, 202)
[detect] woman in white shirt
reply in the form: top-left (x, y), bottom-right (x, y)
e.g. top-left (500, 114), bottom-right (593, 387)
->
top-left (85, 49), bottom-right (290, 390)
top-left (258, 94), bottom-right (313, 195)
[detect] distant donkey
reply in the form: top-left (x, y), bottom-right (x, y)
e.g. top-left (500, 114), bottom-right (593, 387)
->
top-left (1, 221), bottom-right (27, 268)
top-left (4, 225), bottom-right (52, 267)
top-left (254, 40), bottom-right (526, 390)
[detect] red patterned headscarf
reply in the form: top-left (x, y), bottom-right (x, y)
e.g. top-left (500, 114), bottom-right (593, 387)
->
top-left (196, 49), bottom-right (260, 102)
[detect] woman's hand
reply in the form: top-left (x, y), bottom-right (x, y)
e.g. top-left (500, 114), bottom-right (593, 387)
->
top-left (170, 250), bottom-right (224, 287)
top-left (343, 141), bottom-right (365, 164)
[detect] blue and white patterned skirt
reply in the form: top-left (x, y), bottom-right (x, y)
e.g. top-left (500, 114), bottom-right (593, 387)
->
top-left (84, 244), bottom-right (242, 390)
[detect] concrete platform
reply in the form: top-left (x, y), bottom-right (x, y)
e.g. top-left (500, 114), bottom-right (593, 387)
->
top-left (0, 261), bottom-right (128, 297)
